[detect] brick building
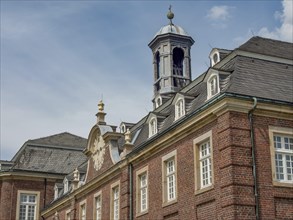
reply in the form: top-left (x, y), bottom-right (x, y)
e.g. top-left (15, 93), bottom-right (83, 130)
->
top-left (1, 9), bottom-right (293, 220)
top-left (0, 133), bottom-right (87, 220)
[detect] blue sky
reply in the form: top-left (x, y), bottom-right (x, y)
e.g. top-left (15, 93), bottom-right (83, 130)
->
top-left (1, 0), bottom-right (292, 160)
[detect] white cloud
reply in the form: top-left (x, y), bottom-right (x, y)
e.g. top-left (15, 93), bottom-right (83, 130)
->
top-left (206, 5), bottom-right (234, 29)
top-left (207, 5), bottom-right (233, 21)
top-left (258, 0), bottom-right (293, 42)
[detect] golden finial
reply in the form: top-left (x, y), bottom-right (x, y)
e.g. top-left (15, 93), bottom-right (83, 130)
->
top-left (98, 100), bottom-right (104, 112)
top-left (167, 5), bottom-right (174, 25)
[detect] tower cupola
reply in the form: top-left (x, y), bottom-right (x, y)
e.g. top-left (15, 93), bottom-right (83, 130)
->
top-left (149, 6), bottom-right (194, 108)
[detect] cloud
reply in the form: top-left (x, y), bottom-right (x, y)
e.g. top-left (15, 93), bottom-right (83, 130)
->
top-left (207, 5), bottom-right (233, 21)
top-left (258, 0), bottom-right (293, 42)
top-left (206, 5), bottom-right (234, 29)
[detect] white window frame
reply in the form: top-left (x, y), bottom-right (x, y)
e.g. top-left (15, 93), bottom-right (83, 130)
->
top-left (207, 73), bottom-right (220, 100)
top-left (63, 178), bottom-right (69, 194)
top-left (16, 190), bottom-right (40, 220)
top-left (199, 141), bottom-right (212, 188)
top-left (54, 185), bottom-right (59, 200)
top-left (211, 52), bottom-right (219, 66)
top-left (149, 117), bottom-right (158, 137)
top-left (65, 209), bottom-right (71, 220)
top-left (136, 166), bottom-right (149, 216)
top-left (175, 98), bottom-right (185, 120)
top-left (194, 130), bottom-right (214, 193)
top-left (79, 200), bottom-right (87, 220)
top-left (162, 150), bottom-right (177, 206)
top-left (93, 191), bottom-right (102, 220)
top-left (111, 181), bottom-right (120, 220)
top-left (156, 96), bottom-right (162, 108)
top-left (269, 126), bottom-right (293, 187)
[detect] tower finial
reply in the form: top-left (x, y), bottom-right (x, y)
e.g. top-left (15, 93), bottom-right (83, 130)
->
top-left (167, 5), bottom-right (174, 25)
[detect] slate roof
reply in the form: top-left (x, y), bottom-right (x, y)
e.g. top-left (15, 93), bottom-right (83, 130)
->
top-left (10, 132), bottom-right (88, 174)
top-left (238, 36), bottom-right (293, 60)
top-left (119, 37), bottom-right (293, 152)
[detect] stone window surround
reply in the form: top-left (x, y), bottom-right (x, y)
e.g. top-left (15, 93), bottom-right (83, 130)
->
top-left (193, 130), bottom-right (214, 194)
top-left (162, 149), bottom-right (178, 207)
top-left (79, 199), bottom-right (87, 220)
top-left (16, 190), bottom-right (40, 220)
top-left (135, 166), bottom-right (149, 217)
top-left (110, 180), bottom-right (120, 220)
top-left (269, 126), bottom-right (293, 187)
top-left (93, 191), bottom-right (102, 220)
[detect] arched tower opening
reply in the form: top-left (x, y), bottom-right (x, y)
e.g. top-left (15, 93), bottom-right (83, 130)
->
top-left (173, 47), bottom-right (184, 76)
top-left (155, 52), bottom-right (160, 79)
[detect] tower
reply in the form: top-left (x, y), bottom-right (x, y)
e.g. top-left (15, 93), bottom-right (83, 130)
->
top-left (148, 7), bottom-right (194, 108)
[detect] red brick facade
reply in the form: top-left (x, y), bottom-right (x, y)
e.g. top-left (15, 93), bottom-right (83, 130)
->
top-left (0, 177), bottom-right (56, 220)
top-left (41, 109), bottom-right (293, 220)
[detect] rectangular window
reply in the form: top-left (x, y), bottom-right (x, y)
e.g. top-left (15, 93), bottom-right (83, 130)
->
top-left (79, 200), bottom-right (86, 220)
top-left (194, 131), bottom-right (214, 193)
top-left (136, 166), bottom-right (148, 216)
top-left (95, 195), bottom-right (102, 220)
top-left (199, 141), bottom-right (212, 188)
top-left (66, 210), bottom-right (71, 220)
top-left (19, 193), bottom-right (37, 220)
top-left (166, 159), bottom-right (176, 200)
top-left (113, 187), bottom-right (119, 220)
top-left (269, 127), bottom-right (293, 187)
top-left (162, 150), bottom-right (177, 205)
top-left (274, 135), bottom-right (293, 182)
top-left (111, 181), bottom-right (120, 220)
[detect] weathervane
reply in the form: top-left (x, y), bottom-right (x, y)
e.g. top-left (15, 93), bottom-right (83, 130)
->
top-left (167, 5), bottom-right (174, 25)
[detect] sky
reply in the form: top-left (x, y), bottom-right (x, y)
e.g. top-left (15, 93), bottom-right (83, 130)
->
top-left (1, 0), bottom-right (292, 160)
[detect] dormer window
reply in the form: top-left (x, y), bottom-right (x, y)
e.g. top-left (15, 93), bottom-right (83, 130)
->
top-left (212, 53), bottom-right (219, 65)
top-left (155, 97), bottom-right (162, 108)
top-left (175, 98), bottom-right (185, 120)
top-left (149, 117), bottom-right (157, 137)
top-left (54, 185), bottom-right (59, 200)
top-left (207, 74), bottom-right (220, 99)
top-left (64, 178), bottom-right (69, 194)
top-left (120, 124), bottom-right (126, 133)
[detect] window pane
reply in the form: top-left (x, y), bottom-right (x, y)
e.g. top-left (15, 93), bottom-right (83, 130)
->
top-left (274, 136), bottom-right (282, 149)
top-left (275, 153), bottom-right (284, 180)
top-left (19, 193), bottom-right (37, 220)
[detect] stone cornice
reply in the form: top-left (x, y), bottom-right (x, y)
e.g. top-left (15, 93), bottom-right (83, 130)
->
top-left (0, 171), bottom-right (64, 181)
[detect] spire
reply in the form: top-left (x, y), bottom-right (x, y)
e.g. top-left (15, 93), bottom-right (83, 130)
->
top-left (167, 5), bottom-right (174, 25)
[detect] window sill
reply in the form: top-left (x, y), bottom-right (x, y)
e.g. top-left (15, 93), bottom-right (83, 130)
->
top-left (195, 185), bottom-right (214, 195)
top-left (272, 180), bottom-right (293, 188)
top-left (136, 210), bottom-right (148, 218)
top-left (162, 199), bottom-right (177, 208)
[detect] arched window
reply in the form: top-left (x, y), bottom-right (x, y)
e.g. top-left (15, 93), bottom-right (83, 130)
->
top-left (207, 74), bottom-right (219, 99)
top-left (54, 185), bottom-right (59, 200)
top-left (156, 97), bottom-right (162, 108)
top-left (149, 117), bottom-right (157, 137)
top-left (175, 98), bottom-right (185, 120)
top-left (173, 48), bottom-right (184, 76)
top-left (211, 52), bottom-right (220, 66)
top-left (156, 52), bottom-right (160, 80)
top-left (63, 178), bottom-right (69, 193)
top-left (120, 124), bottom-right (126, 133)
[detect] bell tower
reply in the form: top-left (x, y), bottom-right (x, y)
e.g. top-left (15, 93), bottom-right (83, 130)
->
top-left (148, 6), bottom-right (194, 108)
